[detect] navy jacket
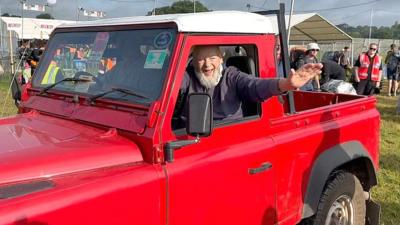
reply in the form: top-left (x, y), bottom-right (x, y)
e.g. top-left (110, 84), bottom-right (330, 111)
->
top-left (173, 66), bottom-right (281, 129)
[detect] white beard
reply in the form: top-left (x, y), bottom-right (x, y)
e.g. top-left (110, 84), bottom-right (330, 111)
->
top-left (195, 66), bottom-right (223, 89)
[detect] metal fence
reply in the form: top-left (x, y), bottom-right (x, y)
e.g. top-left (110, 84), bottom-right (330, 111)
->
top-left (293, 38), bottom-right (400, 64)
top-left (0, 29), bottom-right (19, 77)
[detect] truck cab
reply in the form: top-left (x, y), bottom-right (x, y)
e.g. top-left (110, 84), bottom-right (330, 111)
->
top-left (2, 9), bottom-right (379, 225)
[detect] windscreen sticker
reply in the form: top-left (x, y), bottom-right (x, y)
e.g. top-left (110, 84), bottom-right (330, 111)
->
top-left (153, 31), bottom-right (172, 49)
top-left (144, 49), bottom-right (167, 69)
top-left (73, 59), bottom-right (87, 72)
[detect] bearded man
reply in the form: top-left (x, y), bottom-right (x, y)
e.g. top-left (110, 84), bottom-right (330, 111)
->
top-left (173, 45), bottom-right (322, 128)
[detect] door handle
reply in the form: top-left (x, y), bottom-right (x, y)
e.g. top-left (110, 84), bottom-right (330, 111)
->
top-left (248, 162), bottom-right (272, 175)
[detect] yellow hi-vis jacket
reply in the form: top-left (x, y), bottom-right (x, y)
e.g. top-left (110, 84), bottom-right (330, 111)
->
top-left (41, 64), bottom-right (59, 85)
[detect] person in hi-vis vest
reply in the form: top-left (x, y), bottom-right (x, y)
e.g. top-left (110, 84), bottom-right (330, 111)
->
top-left (41, 61), bottom-right (62, 85)
top-left (354, 43), bottom-right (382, 96)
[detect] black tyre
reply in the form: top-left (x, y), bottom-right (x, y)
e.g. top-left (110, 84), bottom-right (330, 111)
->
top-left (312, 171), bottom-right (366, 225)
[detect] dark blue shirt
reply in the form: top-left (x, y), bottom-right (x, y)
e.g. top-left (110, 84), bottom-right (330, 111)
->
top-left (175, 66), bottom-right (281, 126)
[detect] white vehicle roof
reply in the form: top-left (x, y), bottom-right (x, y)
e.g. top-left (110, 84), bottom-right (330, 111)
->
top-left (58, 11), bottom-right (275, 34)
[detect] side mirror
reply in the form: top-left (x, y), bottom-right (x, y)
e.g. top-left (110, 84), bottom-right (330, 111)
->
top-left (164, 93), bottom-right (213, 163)
top-left (187, 93), bottom-right (213, 137)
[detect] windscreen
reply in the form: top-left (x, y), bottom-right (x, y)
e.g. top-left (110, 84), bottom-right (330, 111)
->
top-left (32, 28), bottom-right (176, 104)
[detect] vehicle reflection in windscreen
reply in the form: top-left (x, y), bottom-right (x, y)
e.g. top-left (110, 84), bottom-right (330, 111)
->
top-left (32, 28), bottom-right (176, 105)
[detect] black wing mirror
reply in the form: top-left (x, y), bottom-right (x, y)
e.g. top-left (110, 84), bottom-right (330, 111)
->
top-left (187, 93), bottom-right (213, 136)
top-left (165, 93), bottom-right (213, 162)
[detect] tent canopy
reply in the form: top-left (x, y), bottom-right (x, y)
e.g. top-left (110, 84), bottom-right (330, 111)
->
top-left (266, 13), bottom-right (352, 43)
top-left (0, 17), bottom-right (75, 40)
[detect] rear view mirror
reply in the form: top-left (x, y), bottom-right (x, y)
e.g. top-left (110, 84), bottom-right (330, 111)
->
top-left (187, 93), bottom-right (213, 137)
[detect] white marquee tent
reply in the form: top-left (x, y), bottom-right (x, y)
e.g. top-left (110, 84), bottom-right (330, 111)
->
top-left (265, 12), bottom-right (354, 62)
top-left (266, 13), bottom-right (352, 43)
top-left (0, 17), bottom-right (75, 73)
top-left (0, 17), bottom-right (75, 40)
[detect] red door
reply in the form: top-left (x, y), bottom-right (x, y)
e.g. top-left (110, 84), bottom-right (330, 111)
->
top-left (166, 124), bottom-right (277, 225)
top-left (162, 35), bottom-right (277, 225)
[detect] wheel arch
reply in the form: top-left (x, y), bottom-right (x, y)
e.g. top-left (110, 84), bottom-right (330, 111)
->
top-left (301, 141), bottom-right (377, 219)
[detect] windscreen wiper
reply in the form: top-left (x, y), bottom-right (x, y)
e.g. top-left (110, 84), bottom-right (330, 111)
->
top-left (39, 77), bottom-right (91, 95)
top-left (88, 87), bottom-right (149, 104)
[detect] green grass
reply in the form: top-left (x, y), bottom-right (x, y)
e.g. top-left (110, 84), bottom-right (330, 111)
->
top-left (373, 95), bottom-right (400, 225)
top-left (0, 79), bottom-right (399, 224)
top-left (0, 75), bottom-right (18, 117)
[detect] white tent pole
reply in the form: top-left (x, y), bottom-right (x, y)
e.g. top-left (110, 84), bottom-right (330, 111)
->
top-left (152, 0), bottom-right (157, 15)
top-left (368, 8), bottom-right (373, 45)
top-left (351, 41), bottom-right (354, 66)
top-left (9, 30), bottom-right (14, 74)
top-left (287, 0), bottom-right (295, 44)
top-left (20, 0), bottom-right (26, 42)
top-left (0, 4), bottom-right (3, 54)
top-left (76, 0), bottom-right (79, 21)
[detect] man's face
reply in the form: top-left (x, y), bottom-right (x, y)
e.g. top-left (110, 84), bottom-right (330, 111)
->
top-left (193, 46), bottom-right (223, 77)
top-left (308, 49), bottom-right (319, 57)
top-left (311, 49), bottom-right (319, 57)
top-left (368, 45), bottom-right (378, 56)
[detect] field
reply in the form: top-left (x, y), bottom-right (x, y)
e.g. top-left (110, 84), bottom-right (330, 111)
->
top-left (372, 94), bottom-right (400, 225)
top-left (0, 76), bottom-right (399, 224)
top-left (0, 75), bottom-right (18, 117)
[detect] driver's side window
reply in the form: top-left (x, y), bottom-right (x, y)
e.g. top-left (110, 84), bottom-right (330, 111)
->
top-left (172, 44), bottom-right (260, 133)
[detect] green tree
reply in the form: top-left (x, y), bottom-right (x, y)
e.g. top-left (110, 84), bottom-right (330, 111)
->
top-left (1, 13), bottom-right (21, 17)
top-left (147, 0), bottom-right (209, 16)
top-left (36, 13), bottom-right (54, 19)
top-left (337, 22), bottom-right (400, 39)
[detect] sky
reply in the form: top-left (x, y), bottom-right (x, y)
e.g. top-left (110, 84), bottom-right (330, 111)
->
top-left (0, 0), bottom-right (399, 27)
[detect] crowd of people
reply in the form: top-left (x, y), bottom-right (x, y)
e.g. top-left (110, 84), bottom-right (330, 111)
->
top-left (13, 38), bottom-right (400, 103)
top-left (287, 42), bottom-right (351, 93)
top-left (17, 40), bottom-right (46, 84)
top-left (286, 41), bottom-right (400, 98)
top-left (384, 43), bottom-right (400, 97)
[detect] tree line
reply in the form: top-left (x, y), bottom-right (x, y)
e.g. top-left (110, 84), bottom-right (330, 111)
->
top-left (2, 0), bottom-right (399, 41)
top-left (337, 22), bottom-right (400, 39)
top-left (1, 13), bottom-right (54, 19)
top-left (146, 0), bottom-right (209, 15)
top-left (1, 0), bottom-right (208, 19)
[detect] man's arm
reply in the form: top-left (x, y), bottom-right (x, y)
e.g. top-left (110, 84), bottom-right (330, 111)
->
top-left (376, 70), bottom-right (382, 87)
top-left (279, 63), bottom-right (323, 92)
top-left (31, 49), bottom-right (41, 62)
top-left (353, 66), bottom-right (359, 82)
top-left (376, 58), bottom-right (383, 87)
top-left (384, 51), bottom-right (391, 64)
top-left (314, 74), bottom-right (320, 90)
top-left (353, 56), bottom-right (361, 82)
top-left (336, 65), bottom-right (346, 81)
top-left (296, 58), bottom-right (306, 70)
top-left (233, 63), bottom-right (322, 102)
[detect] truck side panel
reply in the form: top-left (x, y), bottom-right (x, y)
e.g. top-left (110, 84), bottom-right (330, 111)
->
top-left (268, 97), bottom-right (379, 223)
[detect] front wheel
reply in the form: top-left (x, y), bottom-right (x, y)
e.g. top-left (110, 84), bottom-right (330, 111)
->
top-left (312, 171), bottom-right (366, 225)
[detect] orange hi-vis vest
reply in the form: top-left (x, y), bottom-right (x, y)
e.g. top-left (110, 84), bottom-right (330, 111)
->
top-left (358, 53), bottom-right (381, 81)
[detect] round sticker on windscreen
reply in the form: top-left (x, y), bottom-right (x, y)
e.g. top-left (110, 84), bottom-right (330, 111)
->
top-left (154, 31), bottom-right (172, 49)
